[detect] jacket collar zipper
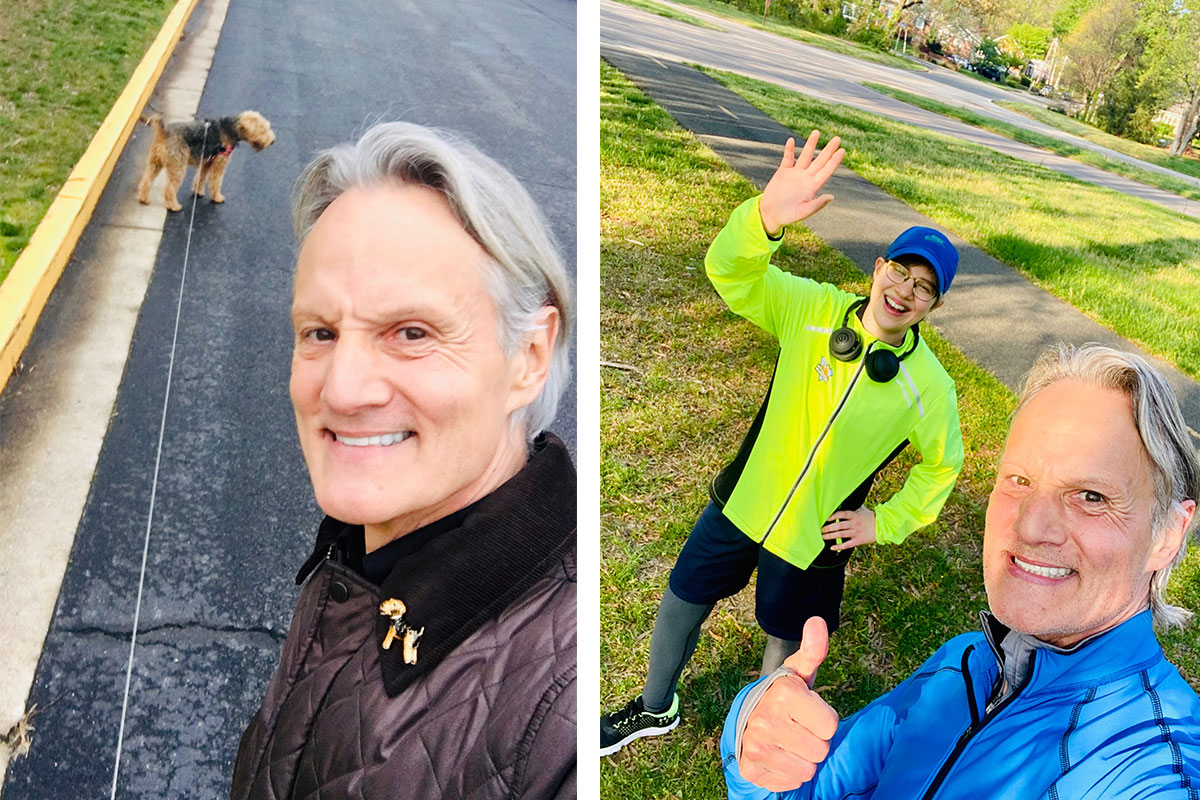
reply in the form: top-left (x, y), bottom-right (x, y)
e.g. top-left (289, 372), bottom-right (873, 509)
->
top-left (919, 648), bottom-right (1033, 800)
top-left (762, 348), bottom-right (869, 543)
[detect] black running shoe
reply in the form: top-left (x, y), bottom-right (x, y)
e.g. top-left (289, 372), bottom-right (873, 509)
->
top-left (600, 694), bottom-right (680, 757)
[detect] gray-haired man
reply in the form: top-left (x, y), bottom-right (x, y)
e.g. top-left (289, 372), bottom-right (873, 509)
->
top-left (724, 343), bottom-right (1200, 799)
top-left (232, 122), bottom-right (575, 800)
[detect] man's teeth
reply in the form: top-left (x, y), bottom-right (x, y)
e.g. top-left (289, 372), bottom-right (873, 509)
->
top-left (1013, 556), bottom-right (1072, 579)
top-left (885, 296), bottom-right (908, 313)
top-left (335, 432), bottom-right (411, 447)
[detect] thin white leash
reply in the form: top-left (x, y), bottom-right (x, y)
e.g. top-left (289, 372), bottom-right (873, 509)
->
top-left (109, 120), bottom-right (210, 799)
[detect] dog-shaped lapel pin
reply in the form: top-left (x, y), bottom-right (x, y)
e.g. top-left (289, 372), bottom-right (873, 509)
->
top-left (379, 598), bottom-right (424, 665)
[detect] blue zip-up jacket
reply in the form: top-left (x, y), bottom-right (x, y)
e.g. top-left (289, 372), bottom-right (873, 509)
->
top-left (722, 611), bottom-right (1200, 799)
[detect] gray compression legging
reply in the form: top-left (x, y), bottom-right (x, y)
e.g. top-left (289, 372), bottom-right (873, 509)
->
top-left (641, 587), bottom-right (714, 712)
top-left (760, 634), bottom-right (801, 674)
top-left (642, 587), bottom-right (805, 712)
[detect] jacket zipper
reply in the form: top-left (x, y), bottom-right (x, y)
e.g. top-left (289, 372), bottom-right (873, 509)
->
top-left (919, 651), bottom-right (1028, 800)
top-left (761, 348), bottom-right (869, 543)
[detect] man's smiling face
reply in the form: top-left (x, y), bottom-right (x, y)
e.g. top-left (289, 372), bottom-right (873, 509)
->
top-left (289, 183), bottom-right (530, 549)
top-left (982, 378), bottom-right (1182, 647)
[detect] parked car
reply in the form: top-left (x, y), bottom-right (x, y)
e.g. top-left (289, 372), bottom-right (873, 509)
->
top-left (974, 63), bottom-right (1005, 82)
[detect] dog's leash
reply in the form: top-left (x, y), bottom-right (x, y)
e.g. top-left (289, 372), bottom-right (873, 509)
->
top-left (109, 122), bottom-right (210, 800)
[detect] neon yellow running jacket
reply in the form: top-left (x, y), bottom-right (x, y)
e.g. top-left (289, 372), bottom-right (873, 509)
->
top-left (706, 196), bottom-right (964, 569)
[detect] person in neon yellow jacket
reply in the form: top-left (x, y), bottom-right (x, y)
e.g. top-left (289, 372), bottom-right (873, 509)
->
top-left (601, 130), bottom-right (965, 758)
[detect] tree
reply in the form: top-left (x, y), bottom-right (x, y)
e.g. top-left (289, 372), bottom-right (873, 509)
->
top-left (1053, 0), bottom-right (1100, 38)
top-left (1141, 0), bottom-right (1200, 154)
top-left (977, 36), bottom-right (1005, 66)
top-left (1096, 27), bottom-right (1162, 142)
top-left (1008, 23), bottom-right (1052, 60)
top-left (1064, 0), bottom-right (1138, 120)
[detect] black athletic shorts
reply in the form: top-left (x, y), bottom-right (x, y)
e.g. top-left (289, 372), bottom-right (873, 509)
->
top-left (667, 501), bottom-right (848, 640)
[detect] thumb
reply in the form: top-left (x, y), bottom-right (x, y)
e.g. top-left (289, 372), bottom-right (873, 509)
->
top-left (782, 616), bottom-right (829, 688)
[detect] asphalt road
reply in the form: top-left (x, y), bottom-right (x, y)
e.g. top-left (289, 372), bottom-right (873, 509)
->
top-left (1, 0), bottom-right (576, 797)
top-left (600, 0), bottom-right (1200, 219)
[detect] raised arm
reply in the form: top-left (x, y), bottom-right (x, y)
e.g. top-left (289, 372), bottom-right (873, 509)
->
top-left (705, 132), bottom-right (846, 337)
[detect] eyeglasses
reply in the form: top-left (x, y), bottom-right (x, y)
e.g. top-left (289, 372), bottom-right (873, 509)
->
top-left (884, 260), bottom-right (938, 302)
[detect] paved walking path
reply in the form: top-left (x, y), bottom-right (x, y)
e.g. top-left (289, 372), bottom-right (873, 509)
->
top-left (602, 0), bottom-right (1200, 221)
top-left (603, 46), bottom-right (1200, 441)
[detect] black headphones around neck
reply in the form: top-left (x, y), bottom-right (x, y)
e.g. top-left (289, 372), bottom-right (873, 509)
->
top-left (828, 297), bottom-right (919, 383)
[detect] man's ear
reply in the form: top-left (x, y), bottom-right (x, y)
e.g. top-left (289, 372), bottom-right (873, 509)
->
top-left (1147, 498), bottom-right (1195, 573)
top-left (931, 296), bottom-right (944, 311)
top-left (506, 305), bottom-right (560, 414)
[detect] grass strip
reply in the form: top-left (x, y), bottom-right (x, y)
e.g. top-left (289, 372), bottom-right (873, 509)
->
top-left (866, 82), bottom-right (1200, 203)
top-left (612, 0), bottom-right (724, 29)
top-left (706, 67), bottom-right (1200, 383)
top-left (998, 99), bottom-right (1200, 183)
top-left (600, 58), bottom-right (1200, 798)
top-left (0, 0), bottom-right (178, 285)
top-left (616, 0), bottom-right (925, 72)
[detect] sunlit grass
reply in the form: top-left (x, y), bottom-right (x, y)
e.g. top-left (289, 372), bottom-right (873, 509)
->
top-left (0, 0), bottom-right (177, 284)
top-left (709, 68), bottom-right (1200, 382)
top-left (603, 59), bottom-right (1001, 798)
top-left (998, 99), bottom-right (1200, 183)
top-left (600, 58), bottom-right (1200, 799)
top-left (611, 0), bottom-right (723, 29)
top-left (867, 82), bottom-right (1200, 202)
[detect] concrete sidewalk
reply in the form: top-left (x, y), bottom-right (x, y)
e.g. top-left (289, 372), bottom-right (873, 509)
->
top-left (603, 46), bottom-right (1200, 442)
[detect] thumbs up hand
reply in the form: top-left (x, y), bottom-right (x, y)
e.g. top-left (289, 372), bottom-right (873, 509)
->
top-left (738, 617), bottom-right (840, 792)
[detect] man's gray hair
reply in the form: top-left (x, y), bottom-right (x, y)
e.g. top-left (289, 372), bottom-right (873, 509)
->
top-left (291, 121), bottom-right (572, 440)
top-left (1017, 343), bottom-right (1199, 628)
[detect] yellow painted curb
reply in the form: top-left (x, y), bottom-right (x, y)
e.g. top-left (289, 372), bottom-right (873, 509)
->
top-left (0, 0), bottom-right (202, 396)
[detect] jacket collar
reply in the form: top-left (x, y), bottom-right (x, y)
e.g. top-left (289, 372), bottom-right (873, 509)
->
top-left (979, 609), bottom-right (1163, 696)
top-left (297, 433), bottom-right (575, 697)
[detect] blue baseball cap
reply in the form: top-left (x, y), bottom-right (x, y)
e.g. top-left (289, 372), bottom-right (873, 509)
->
top-left (885, 226), bottom-right (958, 295)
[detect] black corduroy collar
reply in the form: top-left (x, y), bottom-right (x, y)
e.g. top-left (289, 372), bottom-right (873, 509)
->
top-left (296, 433), bottom-right (575, 697)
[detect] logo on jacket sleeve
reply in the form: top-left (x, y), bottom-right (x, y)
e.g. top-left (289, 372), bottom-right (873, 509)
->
top-left (815, 356), bottom-right (833, 384)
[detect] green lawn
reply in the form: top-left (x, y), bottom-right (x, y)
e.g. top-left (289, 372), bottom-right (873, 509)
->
top-left (611, 0), bottom-right (724, 29)
top-left (0, 0), bottom-right (177, 284)
top-left (707, 67), bottom-right (1200, 383)
top-left (866, 82), bottom-right (1200, 203)
top-left (600, 59), bottom-right (1200, 799)
top-left (998, 99), bottom-right (1200, 183)
top-left (615, 0), bottom-right (925, 72)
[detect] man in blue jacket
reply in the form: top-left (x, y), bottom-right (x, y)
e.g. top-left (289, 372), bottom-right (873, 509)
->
top-left (723, 343), bottom-right (1200, 799)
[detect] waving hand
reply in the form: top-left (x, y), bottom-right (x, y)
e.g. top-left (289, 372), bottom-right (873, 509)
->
top-left (758, 130), bottom-right (845, 237)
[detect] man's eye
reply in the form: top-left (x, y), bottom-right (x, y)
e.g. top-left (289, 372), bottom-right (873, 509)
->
top-left (305, 328), bottom-right (335, 342)
top-left (399, 327), bottom-right (427, 341)
top-left (1081, 490), bottom-right (1106, 504)
top-left (1009, 474), bottom-right (1030, 487)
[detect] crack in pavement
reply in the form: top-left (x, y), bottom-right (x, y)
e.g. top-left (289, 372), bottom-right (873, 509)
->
top-left (58, 621), bottom-right (287, 644)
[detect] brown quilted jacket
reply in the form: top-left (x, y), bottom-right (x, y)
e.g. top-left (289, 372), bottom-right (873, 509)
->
top-left (231, 435), bottom-right (577, 800)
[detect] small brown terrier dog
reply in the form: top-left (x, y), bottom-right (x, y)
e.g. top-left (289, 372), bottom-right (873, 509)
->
top-left (136, 110), bottom-right (275, 211)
